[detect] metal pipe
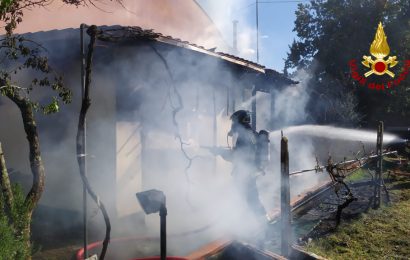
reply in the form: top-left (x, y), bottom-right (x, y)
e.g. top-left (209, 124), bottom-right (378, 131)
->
top-left (256, 0), bottom-right (259, 63)
top-left (159, 204), bottom-right (167, 260)
top-left (80, 23), bottom-right (88, 259)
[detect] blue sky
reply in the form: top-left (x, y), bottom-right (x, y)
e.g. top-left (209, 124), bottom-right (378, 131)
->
top-left (196, 0), bottom-right (308, 72)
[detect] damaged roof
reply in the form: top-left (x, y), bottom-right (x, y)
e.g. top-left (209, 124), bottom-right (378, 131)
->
top-left (95, 25), bottom-right (265, 72)
top-left (92, 25), bottom-right (298, 86)
top-left (23, 25), bottom-right (297, 86)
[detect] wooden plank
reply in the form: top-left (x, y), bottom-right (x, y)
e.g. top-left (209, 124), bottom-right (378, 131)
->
top-left (373, 121), bottom-right (383, 209)
top-left (184, 239), bottom-right (232, 260)
top-left (280, 136), bottom-right (291, 257)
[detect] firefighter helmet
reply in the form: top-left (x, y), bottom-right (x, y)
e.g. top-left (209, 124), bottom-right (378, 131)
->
top-left (230, 110), bottom-right (251, 126)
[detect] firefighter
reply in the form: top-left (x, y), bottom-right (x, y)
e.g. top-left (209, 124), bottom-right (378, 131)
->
top-left (211, 110), bottom-right (267, 219)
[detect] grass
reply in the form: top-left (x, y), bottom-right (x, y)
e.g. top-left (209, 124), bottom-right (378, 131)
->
top-left (345, 168), bottom-right (369, 183)
top-left (304, 177), bottom-right (410, 260)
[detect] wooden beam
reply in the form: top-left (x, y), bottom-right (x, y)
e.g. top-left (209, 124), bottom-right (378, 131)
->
top-left (280, 136), bottom-right (291, 257)
top-left (373, 121), bottom-right (383, 209)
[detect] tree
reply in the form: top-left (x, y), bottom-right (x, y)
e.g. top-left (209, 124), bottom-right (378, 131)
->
top-left (0, 2), bottom-right (71, 259)
top-left (285, 0), bottom-right (410, 127)
top-left (0, 0), bottom-right (123, 259)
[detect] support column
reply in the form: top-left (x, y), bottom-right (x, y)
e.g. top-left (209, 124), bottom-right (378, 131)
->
top-left (270, 87), bottom-right (275, 130)
top-left (226, 86), bottom-right (230, 116)
top-left (232, 90), bottom-right (236, 113)
top-left (251, 86), bottom-right (257, 131)
top-left (212, 86), bottom-right (217, 174)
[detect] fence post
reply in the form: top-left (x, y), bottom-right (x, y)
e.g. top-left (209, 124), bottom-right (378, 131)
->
top-left (281, 136), bottom-right (291, 257)
top-left (373, 121), bottom-right (383, 209)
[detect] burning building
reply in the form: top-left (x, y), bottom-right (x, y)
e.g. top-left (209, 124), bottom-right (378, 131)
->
top-left (0, 1), bottom-right (298, 257)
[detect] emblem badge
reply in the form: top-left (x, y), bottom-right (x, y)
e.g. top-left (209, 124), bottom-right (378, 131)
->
top-left (362, 22), bottom-right (398, 78)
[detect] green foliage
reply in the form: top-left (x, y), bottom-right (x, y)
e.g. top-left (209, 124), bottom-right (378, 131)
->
top-left (0, 0), bottom-right (14, 14)
top-left (285, 0), bottom-right (410, 127)
top-left (0, 34), bottom-right (72, 114)
top-left (42, 97), bottom-right (60, 114)
top-left (0, 184), bottom-right (31, 260)
top-left (0, 214), bottom-right (17, 260)
top-left (0, 0), bottom-right (72, 114)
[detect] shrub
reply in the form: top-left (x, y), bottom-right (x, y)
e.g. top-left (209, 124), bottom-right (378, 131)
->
top-left (0, 184), bottom-right (31, 260)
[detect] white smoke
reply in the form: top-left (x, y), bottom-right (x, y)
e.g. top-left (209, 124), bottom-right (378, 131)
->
top-left (196, 0), bottom-right (259, 61)
top-left (0, 4), bottom-right (388, 258)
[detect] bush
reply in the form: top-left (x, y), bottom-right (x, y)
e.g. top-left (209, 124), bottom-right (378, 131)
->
top-left (0, 184), bottom-right (31, 260)
top-left (0, 214), bottom-right (18, 259)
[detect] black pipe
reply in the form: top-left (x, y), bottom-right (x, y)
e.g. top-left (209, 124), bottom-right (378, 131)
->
top-left (159, 203), bottom-right (167, 260)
